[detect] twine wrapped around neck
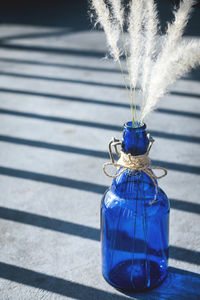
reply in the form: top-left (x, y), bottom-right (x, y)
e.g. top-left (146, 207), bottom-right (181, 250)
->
top-left (103, 137), bottom-right (167, 204)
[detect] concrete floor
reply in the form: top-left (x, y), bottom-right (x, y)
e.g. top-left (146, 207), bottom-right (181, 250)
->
top-left (0, 1), bottom-right (199, 299)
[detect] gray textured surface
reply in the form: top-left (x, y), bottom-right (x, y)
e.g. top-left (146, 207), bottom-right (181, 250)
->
top-left (0, 1), bottom-right (199, 299)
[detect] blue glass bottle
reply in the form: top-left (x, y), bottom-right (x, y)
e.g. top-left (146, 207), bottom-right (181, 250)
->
top-left (101, 122), bottom-right (170, 291)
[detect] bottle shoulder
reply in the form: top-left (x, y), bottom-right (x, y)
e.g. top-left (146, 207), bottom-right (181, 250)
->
top-left (101, 186), bottom-right (170, 218)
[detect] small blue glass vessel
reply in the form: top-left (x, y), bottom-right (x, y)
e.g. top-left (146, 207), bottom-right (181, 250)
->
top-left (101, 122), bottom-right (170, 291)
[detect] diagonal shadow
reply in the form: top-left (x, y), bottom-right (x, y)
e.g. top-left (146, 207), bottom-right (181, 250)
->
top-left (0, 134), bottom-right (196, 205)
top-left (0, 57), bottom-right (123, 74)
top-left (169, 246), bottom-right (200, 265)
top-left (170, 90), bottom-right (200, 100)
top-left (0, 87), bottom-right (128, 108)
top-left (0, 135), bottom-right (109, 159)
top-left (170, 198), bottom-right (200, 214)
top-left (0, 71), bottom-right (125, 90)
top-left (1, 71), bottom-right (200, 103)
top-left (0, 262), bottom-right (199, 300)
top-left (0, 29), bottom-right (72, 42)
top-left (0, 87), bottom-right (129, 107)
top-left (0, 134), bottom-right (200, 175)
top-left (125, 267), bottom-right (200, 300)
top-left (1, 260), bottom-right (199, 300)
top-left (0, 133), bottom-right (198, 213)
top-left (152, 159), bottom-right (200, 175)
top-left (0, 57), bottom-right (200, 83)
top-left (0, 108), bottom-right (200, 145)
top-left (0, 206), bottom-right (99, 241)
top-left (0, 261), bottom-right (127, 300)
top-left (151, 130), bottom-right (200, 144)
top-left (0, 201), bottom-right (198, 237)
top-left (0, 43), bottom-right (106, 59)
top-left (0, 107), bottom-right (123, 130)
top-left (0, 87), bottom-right (199, 119)
top-left (183, 68), bottom-right (200, 82)
top-left (156, 107), bottom-right (200, 119)
top-left (0, 206), bottom-right (199, 266)
top-left (0, 166), bottom-right (107, 194)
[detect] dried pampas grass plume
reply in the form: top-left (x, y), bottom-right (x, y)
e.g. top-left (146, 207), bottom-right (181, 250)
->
top-left (148, 0), bottom-right (196, 84)
top-left (90, 0), bottom-right (200, 124)
top-left (108, 0), bottom-right (124, 28)
top-left (128, 0), bottom-right (144, 88)
top-left (91, 0), bottom-right (120, 61)
top-left (165, 0), bottom-right (196, 48)
top-left (141, 40), bottom-right (200, 120)
top-left (141, 0), bottom-right (198, 120)
top-left (142, 0), bottom-right (159, 95)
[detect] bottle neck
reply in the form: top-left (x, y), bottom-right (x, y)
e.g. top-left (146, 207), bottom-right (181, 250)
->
top-left (122, 122), bottom-right (149, 156)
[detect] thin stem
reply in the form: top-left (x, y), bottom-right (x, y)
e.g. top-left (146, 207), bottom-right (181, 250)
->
top-left (131, 86), bottom-right (135, 126)
top-left (118, 60), bottom-right (133, 113)
top-left (120, 29), bottom-right (135, 125)
top-left (141, 94), bottom-right (148, 122)
top-left (133, 85), bottom-right (137, 122)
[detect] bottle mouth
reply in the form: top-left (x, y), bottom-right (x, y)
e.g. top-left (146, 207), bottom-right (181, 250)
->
top-left (124, 121), bottom-right (146, 130)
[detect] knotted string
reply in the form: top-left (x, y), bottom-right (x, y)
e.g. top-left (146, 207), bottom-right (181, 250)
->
top-left (103, 137), bottom-right (167, 204)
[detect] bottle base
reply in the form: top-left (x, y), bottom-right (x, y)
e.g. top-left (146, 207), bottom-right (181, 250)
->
top-left (103, 259), bottom-right (168, 292)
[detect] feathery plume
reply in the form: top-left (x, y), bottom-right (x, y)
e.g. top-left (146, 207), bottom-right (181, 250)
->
top-left (108, 0), bottom-right (124, 28)
top-left (141, 0), bottom-right (197, 119)
top-left (157, 0), bottom-right (196, 66)
top-left (91, 0), bottom-right (120, 61)
top-left (128, 0), bottom-right (144, 88)
top-left (153, 0), bottom-right (196, 69)
top-left (166, 0), bottom-right (196, 47)
top-left (142, 0), bottom-right (159, 95)
top-left (141, 40), bottom-right (200, 120)
top-left (90, 0), bottom-right (200, 124)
